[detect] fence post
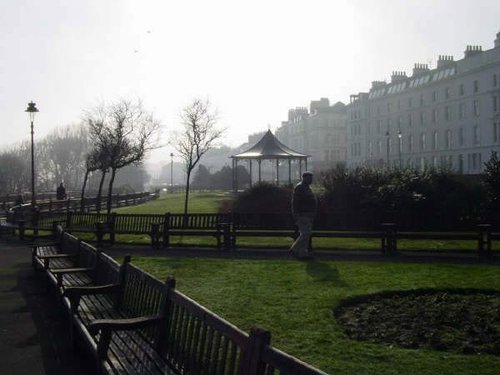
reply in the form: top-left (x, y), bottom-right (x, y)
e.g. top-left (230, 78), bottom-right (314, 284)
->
top-left (32, 208), bottom-right (39, 236)
top-left (66, 211), bottom-right (73, 229)
top-left (17, 220), bottom-right (26, 240)
top-left (477, 224), bottom-right (492, 257)
top-left (151, 223), bottom-right (160, 248)
top-left (243, 327), bottom-right (271, 375)
top-left (109, 212), bottom-right (117, 245)
top-left (381, 223), bottom-right (397, 256)
top-left (162, 212), bottom-right (171, 248)
top-left (96, 222), bottom-right (104, 247)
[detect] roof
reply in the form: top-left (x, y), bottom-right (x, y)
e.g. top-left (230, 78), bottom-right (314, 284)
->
top-left (231, 130), bottom-right (309, 160)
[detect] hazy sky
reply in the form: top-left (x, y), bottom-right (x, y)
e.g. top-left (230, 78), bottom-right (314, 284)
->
top-left (1, 0), bottom-right (499, 165)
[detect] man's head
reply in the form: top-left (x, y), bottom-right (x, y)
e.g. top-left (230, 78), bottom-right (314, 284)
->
top-left (302, 171), bottom-right (313, 185)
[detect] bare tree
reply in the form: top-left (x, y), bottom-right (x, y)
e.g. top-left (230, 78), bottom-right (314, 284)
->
top-left (85, 99), bottom-right (160, 214)
top-left (176, 99), bottom-right (224, 216)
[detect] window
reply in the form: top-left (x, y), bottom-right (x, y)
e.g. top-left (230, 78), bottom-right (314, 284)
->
top-left (459, 128), bottom-right (465, 146)
top-left (377, 120), bottom-right (382, 134)
top-left (494, 74), bottom-right (498, 87)
top-left (473, 100), bottom-right (480, 117)
top-left (473, 80), bottom-right (479, 93)
top-left (445, 105), bottom-right (451, 121)
top-left (408, 114), bottom-right (413, 128)
top-left (420, 111), bottom-right (425, 126)
top-left (377, 106), bottom-right (381, 115)
top-left (494, 122), bottom-right (500, 143)
top-left (459, 84), bottom-right (464, 96)
top-left (473, 125), bottom-right (480, 145)
top-left (458, 154), bottom-right (464, 173)
top-left (494, 96), bottom-right (499, 113)
top-left (408, 135), bottom-right (414, 153)
top-left (459, 102), bottom-right (466, 119)
top-left (378, 140), bottom-right (382, 155)
top-left (432, 91), bottom-right (438, 102)
top-left (445, 87), bottom-right (450, 99)
top-left (420, 94), bottom-right (424, 106)
top-left (445, 130), bottom-right (452, 149)
top-left (398, 116), bottom-right (403, 128)
top-left (387, 102), bottom-right (391, 113)
top-left (432, 131), bottom-right (438, 150)
top-left (432, 108), bottom-right (438, 123)
top-left (432, 156), bottom-right (439, 168)
top-left (408, 97), bottom-right (413, 108)
top-left (420, 133), bottom-right (426, 150)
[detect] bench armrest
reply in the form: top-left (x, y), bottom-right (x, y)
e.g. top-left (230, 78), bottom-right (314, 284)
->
top-left (51, 267), bottom-right (94, 275)
top-left (64, 283), bottom-right (121, 313)
top-left (88, 315), bottom-right (163, 359)
top-left (51, 267), bottom-right (94, 286)
top-left (38, 253), bottom-right (76, 259)
top-left (64, 283), bottom-right (121, 298)
top-left (89, 315), bottom-right (162, 334)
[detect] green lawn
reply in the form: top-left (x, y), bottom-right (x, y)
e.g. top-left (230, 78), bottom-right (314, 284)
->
top-left (115, 191), bottom-right (230, 214)
top-left (132, 256), bottom-right (500, 375)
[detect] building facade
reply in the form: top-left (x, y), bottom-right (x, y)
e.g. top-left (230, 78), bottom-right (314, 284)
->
top-left (346, 31), bottom-right (500, 174)
top-left (275, 98), bottom-right (347, 172)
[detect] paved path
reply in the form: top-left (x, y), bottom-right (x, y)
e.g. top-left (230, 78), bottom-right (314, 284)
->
top-left (0, 238), bottom-right (87, 375)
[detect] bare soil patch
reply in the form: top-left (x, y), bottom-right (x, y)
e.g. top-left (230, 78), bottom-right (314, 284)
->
top-left (335, 289), bottom-right (500, 355)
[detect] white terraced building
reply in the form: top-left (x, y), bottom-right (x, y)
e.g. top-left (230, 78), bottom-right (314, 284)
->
top-left (346, 31), bottom-right (500, 174)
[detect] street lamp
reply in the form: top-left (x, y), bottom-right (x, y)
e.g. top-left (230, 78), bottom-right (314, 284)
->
top-left (25, 101), bottom-right (39, 207)
top-left (397, 130), bottom-right (402, 169)
top-left (170, 152), bottom-right (174, 193)
top-left (385, 130), bottom-right (390, 167)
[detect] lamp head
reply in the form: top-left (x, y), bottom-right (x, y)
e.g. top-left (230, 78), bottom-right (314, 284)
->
top-left (25, 101), bottom-right (39, 122)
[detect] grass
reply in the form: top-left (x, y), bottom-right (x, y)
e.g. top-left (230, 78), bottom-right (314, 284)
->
top-left (115, 191), bottom-right (230, 214)
top-left (131, 256), bottom-right (500, 375)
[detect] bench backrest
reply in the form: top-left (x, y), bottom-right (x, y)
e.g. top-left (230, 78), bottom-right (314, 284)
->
top-left (162, 288), bottom-right (249, 374)
top-left (167, 213), bottom-right (229, 229)
top-left (93, 251), bottom-right (121, 286)
top-left (60, 231), bottom-right (81, 255)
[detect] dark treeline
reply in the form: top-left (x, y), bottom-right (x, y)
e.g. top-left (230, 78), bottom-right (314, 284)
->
top-left (0, 124), bottom-right (150, 198)
top-left (228, 153), bottom-right (500, 231)
top-left (191, 164), bottom-right (250, 190)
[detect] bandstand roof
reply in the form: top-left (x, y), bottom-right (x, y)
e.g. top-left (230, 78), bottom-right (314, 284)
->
top-left (231, 130), bottom-right (309, 160)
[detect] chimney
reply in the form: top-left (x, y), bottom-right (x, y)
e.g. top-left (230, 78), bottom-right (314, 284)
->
top-left (412, 63), bottom-right (430, 77)
top-left (437, 55), bottom-right (454, 69)
top-left (495, 31), bottom-right (500, 48)
top-left (390, 71), bottom-right (407, 84)
top-left (371, 81), bottom-right (386, 89)
top-left (464, 45), bottom-right (483, 58)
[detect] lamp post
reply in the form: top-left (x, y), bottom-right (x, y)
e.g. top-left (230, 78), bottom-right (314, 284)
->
top-left (170, 152), bottom-right (174, 193)
top-left (398, 130), bottom-right (402, 169)
top-left (25, 101), bottom-right (39, 207)
top-left (385, 130), bottom-right (390, 167)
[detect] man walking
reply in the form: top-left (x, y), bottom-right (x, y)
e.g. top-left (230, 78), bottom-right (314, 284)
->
top-left (290, 171), bottom-right (317, 259)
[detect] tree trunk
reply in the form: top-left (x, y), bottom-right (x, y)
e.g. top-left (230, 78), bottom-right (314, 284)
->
top-left (96, 170), bottom-right (106, 213)
top-left (80, 169), bottom-right (90, 212)
top-left (106, 168), bottom-right (117, 215)
top-left (183, 170), bottom-right (191, 227)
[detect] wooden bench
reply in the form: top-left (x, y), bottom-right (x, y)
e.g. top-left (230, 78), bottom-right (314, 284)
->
top-left (161, 213), bottom-right (230, 249)
top-left (230, 213), bottom-right (298, 249)
top-left (61, 255), bottom-right (327, 375)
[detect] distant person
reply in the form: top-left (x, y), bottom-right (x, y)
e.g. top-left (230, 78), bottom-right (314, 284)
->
top-left (290, 171), bottom-right (317, 259)
top-left (56, 182), bottom-right (67, 200)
